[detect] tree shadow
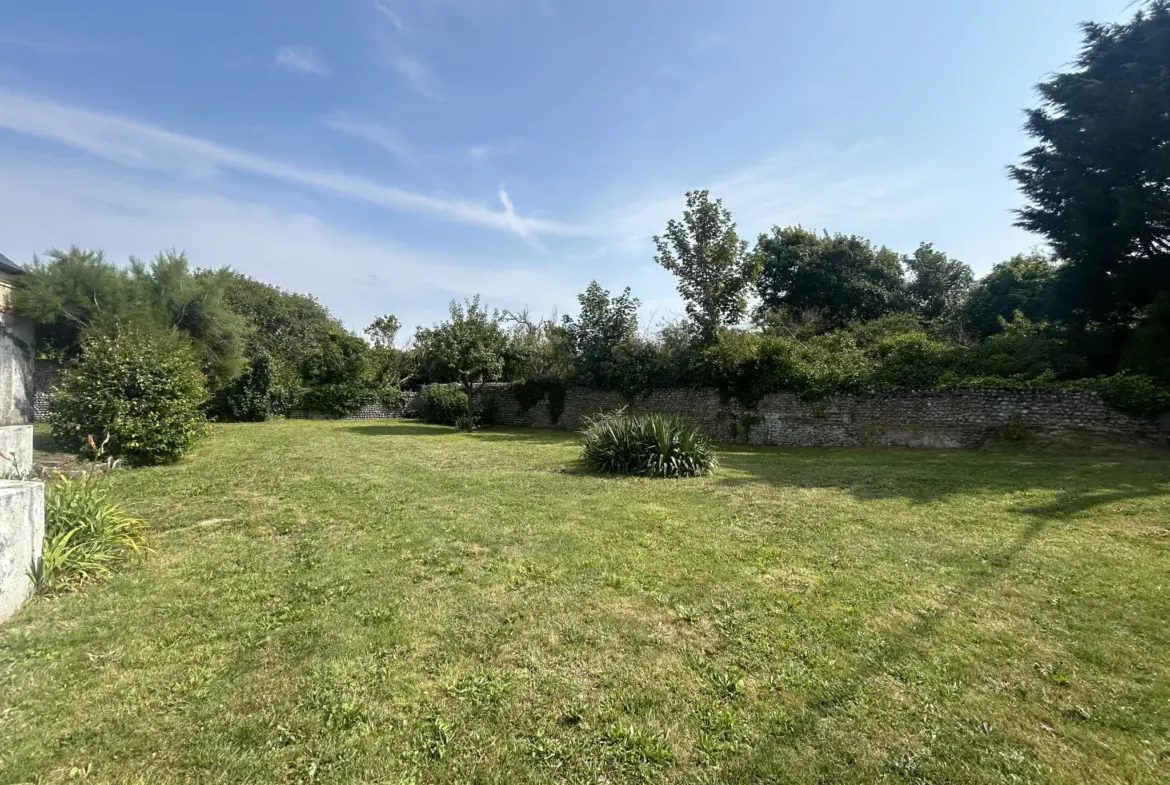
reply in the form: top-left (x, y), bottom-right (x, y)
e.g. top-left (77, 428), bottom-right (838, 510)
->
top-left (715, 444), bottom-right (1170, 516)
top-left (471, 429), bottom-right (578, 446)
top-left (721, 512), bottom-right (1051, 780)
top-left (342, 423), bottom-right (459, 437)
top-left (342, 423), bottom-right (577, 446)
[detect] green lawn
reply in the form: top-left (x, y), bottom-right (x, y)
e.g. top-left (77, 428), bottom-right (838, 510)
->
top-left (2, 421), bottom-right (1169, 784)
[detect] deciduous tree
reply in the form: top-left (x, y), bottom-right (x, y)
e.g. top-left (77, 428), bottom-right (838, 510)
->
top-left (416, 297), bottom-right (507, 429)
top-left (654, 190), bottom-right (761, 344)
top-left (755, 227), bottom-right (908, 329)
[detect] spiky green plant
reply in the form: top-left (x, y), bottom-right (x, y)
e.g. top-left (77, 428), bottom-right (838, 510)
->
top-left (580, 410), bottom-right (717, 478)
top-left (31, 476), bottom-right (149, 593)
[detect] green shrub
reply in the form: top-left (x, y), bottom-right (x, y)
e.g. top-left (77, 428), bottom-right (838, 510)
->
top-left (213, 353), bottom-right (274, 422)
top-left (377, 386), bottom-right (412, 413)
top-left (420, 384), bottom-right (468, 426)
top-left (865, 332), bottom-right (954, 390)
top-left (268, 357), bottom-right (306, 415)
top-left (301, 380), bottom-right (374, 418)
top-left (954, 312), bottom-right (1086, 380)
top-left (704, 331), bottom-right (869, 407)
top-left (49, 327), bottom-right (209, 466)
top-left (1067, 374), bottom-right (1170, 418)
top-left (32, 476), bottom-right (149, 593)
top-left (580, 411), bottom-right (717, 478)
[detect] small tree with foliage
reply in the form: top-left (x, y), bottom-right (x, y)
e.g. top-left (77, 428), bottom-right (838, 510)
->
top-left (365, 314), bottom-right (403, 348)
top-left (215, 353), bottom-right (274, 422)
top-left (564, 281), bottom-right (641, 387)
top-left (905, 243), bottom-right (974, 321)
top-left (654, 190), bottom-right (762, 344)
top-left (416, 297), bottom-right (507, 430)
top-left (13, 247), bottom-right (147, 361)
top-left (49, 327), bottom-right (209, 466)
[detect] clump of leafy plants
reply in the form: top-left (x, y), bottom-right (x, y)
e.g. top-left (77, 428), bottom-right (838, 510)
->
top-left (32, 475), bottom-right (149, 593)
top-left (580, 410), bottom-right (717, 478)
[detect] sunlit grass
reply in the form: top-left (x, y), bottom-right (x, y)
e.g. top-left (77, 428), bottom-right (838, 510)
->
top-left (2, 420), bottom-right (1168, 784)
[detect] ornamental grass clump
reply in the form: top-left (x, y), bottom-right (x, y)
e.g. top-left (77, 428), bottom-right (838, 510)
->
top-left (580, 410), bottom-right (717, 478)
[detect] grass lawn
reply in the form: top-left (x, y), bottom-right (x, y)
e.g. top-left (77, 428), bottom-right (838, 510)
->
top-left (2, 421), bottom-right (1169, 784)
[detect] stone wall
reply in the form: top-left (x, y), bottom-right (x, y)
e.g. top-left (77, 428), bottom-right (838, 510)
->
top-left (32, 360), bottom-right (61, 422)
top-left (474, 385), bottom-right (1165, 449)
top-left (288, 402), bottom-right (404, 421)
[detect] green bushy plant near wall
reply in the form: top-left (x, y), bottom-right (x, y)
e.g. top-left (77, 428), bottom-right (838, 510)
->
top-left (420, 384), bottom-right (469, 426)
top-left (213, 353), bottom-right (274, 422)
top-left (49, 327), bottom-right (209, 466)
top-left (300, 381), bottom-right (374, 418)
top-left (581, 411), bottom-right (717, 478)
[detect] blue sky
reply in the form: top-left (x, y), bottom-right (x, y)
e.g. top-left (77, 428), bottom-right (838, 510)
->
top-left (0, 0), bottom-right (1131, 335)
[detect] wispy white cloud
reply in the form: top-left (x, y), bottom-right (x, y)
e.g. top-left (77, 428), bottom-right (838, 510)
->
top-left (469, 138), bottom-right (523, 161)
top-left (274, 44), bottom-right (329, 76)
top-left (0, 88), bottom-right (586, 239)
top-left (373, 0), bottom-right (407, 32)
top-left (323, 112), bottom-right (412, 164)
top-left (0, 31), bottom-right (114, 55)
top-left (390, 55), bottom-right (445, 101)
top-left (0, 158), bottom-right (580, 332)
top-left (498, 187), bottom-right (545, 250)
top-left (595, 145), bottom-right (953, 253)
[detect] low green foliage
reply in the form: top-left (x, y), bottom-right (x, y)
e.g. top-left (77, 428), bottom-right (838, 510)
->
top-left (32, 476), bottom-right (149, 593)
top-left (580, 411), bottom-right (717, 478)
top-left (213, 353), bottom-right (274, 422)
top-left (1067, 373), bottom-right (1170, 418)
top-left (49, 327), bottom-right (209, 466)
top-left (420, 384), bottom-right (469, 426)
top-left (300, 380), bottom-right (374, 418)
top-left (376, 386), bottom-right (412, 413)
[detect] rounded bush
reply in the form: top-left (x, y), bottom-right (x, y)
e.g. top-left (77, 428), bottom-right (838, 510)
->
top-left (580, 411), bottom-right (717, 478)
top-left (49, 327), bottom-right (209, 466)
top-left (420, 384), bottom-right (468, 426)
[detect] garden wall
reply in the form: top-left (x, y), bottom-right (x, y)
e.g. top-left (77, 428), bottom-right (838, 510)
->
top-left (289, 403), bottom-right (404, 421)
top-left (475, 385), bottom-right (1166, 449)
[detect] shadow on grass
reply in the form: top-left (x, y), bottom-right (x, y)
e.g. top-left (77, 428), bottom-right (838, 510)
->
top-left (343, 423), bottom-right (577, 446)
top-left (721, 512), bottom-right (1052, 781)
top-left (715, 444), bottom-right (1170, 516)
top-left (343, 424), bottom-right (459, 438)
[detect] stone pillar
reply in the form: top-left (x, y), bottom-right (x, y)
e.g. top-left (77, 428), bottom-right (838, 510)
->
top-left (0, 480), bottom-right (44, 620)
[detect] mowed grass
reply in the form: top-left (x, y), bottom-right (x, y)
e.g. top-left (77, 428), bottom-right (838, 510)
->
top-left (2, 422), bottom-right (1169, 784)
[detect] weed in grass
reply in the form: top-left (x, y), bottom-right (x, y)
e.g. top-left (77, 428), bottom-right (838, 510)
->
top-left (598, 722), bottom-right (674, 777)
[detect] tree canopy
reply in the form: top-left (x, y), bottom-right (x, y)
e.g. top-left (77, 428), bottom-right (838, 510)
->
top-left (961, 252), bottom-right (1059, 339)
top-left (1010, 0), bottom-right (1170, 340)
top-left (755, 227), bottom-right (908, 329)
top-left (904, 243), bottom-right (974, 322)
top-left (653, 190), bottom-right (761, 343)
